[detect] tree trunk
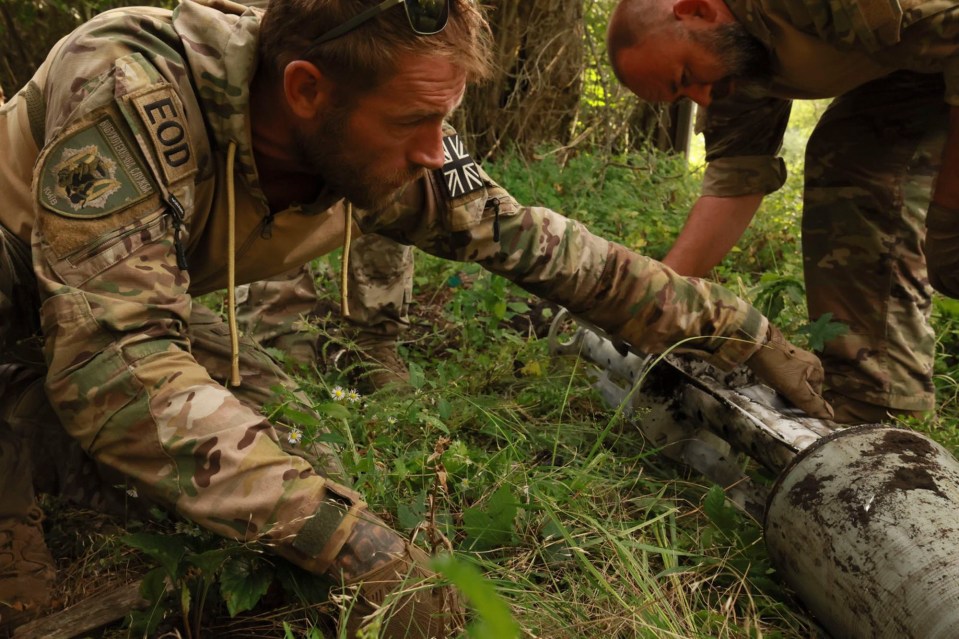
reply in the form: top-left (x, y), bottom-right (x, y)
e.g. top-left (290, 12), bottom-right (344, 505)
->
top-left (455, 0), bottom-right (585, 161)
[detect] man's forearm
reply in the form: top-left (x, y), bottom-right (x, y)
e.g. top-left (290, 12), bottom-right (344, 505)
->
top-left (663, 193), bottom-right (764, 277)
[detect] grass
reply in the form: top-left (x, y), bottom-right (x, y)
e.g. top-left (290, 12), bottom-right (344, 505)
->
top-left (41, 100), bottom-right (959, 638)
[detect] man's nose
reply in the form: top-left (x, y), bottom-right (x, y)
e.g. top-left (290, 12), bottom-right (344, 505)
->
top-left (683, 84), bottom-right (713, 107)
top-left (409, 125), bottom-right (446, 170)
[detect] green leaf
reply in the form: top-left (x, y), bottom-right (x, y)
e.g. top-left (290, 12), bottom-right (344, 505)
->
top-left (139, 566), bottom-right (170, 602)
top-left (752, 274), bottom-right (804, 322)
top-left (180, 581), bottom-right (192, 620)
top-left (220, 554), bottom-right (275, 617)
top-left (798, 312), bottom-right (850, 351)
top-left (463, 485), bottom-right (518, 551)
top-left (275, 406), bottom-right (324, 429)
top-left (419, 412), bottom-right (450, 435)
top-left (397, 490), bottom-right (428, 531)
top-left (934, 295), bottom-right (959, 318)
top-left (122, 533), bottom-right (189, 580)
top-left (131, 568), bottom-right (170, 637)
top-left (703, 485), bottom-right (738, 534)
top-left (317, 431), bottom-right (348, 446)
top-left (409, 361), bottom-right (426, 389)
top-left (438, 397), bottom-right (453, 420)
top-left (432, 555), bottom-right (520, 639)
top-left (186, 547), bottom-right (232, 576)
top-left (312, 401), bottom-right (351, 420)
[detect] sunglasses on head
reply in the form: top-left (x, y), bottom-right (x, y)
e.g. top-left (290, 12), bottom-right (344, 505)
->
top-left (306, 0), bottom-right (450, 52)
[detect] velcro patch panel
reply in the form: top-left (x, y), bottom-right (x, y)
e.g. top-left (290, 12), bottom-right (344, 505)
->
top-left (129, 86), bottom-right (197, 186)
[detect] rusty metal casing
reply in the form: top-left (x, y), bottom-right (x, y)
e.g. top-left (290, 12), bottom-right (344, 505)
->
top-left (765, 425), bottom-right (959, 639)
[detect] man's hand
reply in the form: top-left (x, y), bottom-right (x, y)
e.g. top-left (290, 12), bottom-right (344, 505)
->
top-left (745, 325), bottom-right (834, 419)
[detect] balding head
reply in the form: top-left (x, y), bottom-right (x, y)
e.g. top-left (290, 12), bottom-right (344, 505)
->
top-left (607, 0), bottom-right (673, 86)
top-left (606, 0), bottom-right (769, 106)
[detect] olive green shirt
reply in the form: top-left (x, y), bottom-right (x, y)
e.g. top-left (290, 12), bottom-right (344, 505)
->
top-left (702, 0), bottom-right (959, 196)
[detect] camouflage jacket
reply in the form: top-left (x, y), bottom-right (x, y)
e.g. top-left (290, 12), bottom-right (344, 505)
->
top-left (702, 0), bottom-right (959, 197)
top-left (0, 0), bottom-right (769, 482)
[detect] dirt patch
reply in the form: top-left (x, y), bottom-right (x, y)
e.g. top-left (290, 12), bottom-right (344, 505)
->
top-left (887, 466), bottom-right (947, 499)
top-left (788, 473), bottom-right (825, 509)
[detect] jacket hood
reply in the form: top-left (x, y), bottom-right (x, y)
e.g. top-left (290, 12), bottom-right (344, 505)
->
top-left (173, 0), bottom-right (264, 200)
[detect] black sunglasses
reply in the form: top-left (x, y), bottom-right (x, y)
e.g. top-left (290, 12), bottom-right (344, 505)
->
top-left (306, 0), bottom-right (450, 51)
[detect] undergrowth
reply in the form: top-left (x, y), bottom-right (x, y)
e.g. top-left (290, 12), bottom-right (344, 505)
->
top-left (46, 101), bottom-right (959, 638)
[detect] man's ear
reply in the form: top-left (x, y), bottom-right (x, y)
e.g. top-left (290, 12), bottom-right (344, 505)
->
top-left (283, 60), bottom-right (334, 119)
top-left (673, 0), bottom-right (719, 23)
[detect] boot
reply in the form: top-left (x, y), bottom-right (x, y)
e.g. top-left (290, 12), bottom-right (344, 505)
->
top-left (329, 514), bottom-right (463, 639)
top-left (288, 482), bottom-right (463, 638)
top-left (824, 390), bottom-right (926, 425)
top-left (0, 506), bottom-right (55, 633)
top-left (353, 334), bottom-right (410, 391)
top-left (341, 541), bottom-right (463, 639)
top-left (0, 367), bottom-right (56, 633)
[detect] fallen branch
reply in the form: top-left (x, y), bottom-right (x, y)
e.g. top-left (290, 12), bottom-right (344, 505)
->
top-left (13, 580), bottom-right (145, 639)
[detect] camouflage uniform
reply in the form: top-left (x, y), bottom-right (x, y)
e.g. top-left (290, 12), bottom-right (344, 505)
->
top-left (233, 0), bottom-right (414, 382)
top-left (235, 232), bottom-right (414, 372)
top-left (0, 0), bottom-right (807, 631)
top-left (701, 0), bottom-right (959, 413)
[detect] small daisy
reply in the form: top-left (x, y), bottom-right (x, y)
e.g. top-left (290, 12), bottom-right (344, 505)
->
top-left (347, 388), bottom-right (361, 404)
top-left (387, 416), bottom-right (398, 425)
top-left (331, 385), bottom-right (346, 401)
top-left (287, 428), bottom-right (303, 446)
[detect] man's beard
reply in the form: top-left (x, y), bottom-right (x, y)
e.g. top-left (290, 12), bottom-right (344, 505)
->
top-left (692, 23), bottom-right (772, 100)
top-left (297, 105), bottom-right (424, 211)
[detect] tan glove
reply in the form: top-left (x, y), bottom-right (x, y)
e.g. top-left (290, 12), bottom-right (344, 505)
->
top-left (744, 324), bottom-right (834, 419)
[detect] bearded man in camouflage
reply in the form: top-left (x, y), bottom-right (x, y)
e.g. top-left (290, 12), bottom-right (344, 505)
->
top-left (608, 0), bottom-right (959, 424)
top-left (0, 0), bottom-right (832, 635)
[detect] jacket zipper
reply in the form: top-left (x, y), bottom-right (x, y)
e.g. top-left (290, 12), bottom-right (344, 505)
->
top-left (166, 193), bottom-right (189, 270)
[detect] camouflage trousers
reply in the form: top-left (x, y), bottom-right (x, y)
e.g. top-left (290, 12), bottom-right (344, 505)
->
top-left (803, 71), bottom-right (945, 411)
top-left (236, 232), bottom-right (413, 362)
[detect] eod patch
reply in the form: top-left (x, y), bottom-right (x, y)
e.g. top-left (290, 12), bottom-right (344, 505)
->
top-left (39, 115), bottom-right (155, 219)
top-left (129, 86), bottom-right (197, 186)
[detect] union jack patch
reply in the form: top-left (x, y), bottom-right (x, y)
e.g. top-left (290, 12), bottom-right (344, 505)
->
top-left (439, 134), bottom-right (484, 199)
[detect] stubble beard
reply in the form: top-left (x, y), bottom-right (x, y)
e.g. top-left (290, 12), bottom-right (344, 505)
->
top-left (299, 106), bottom-right (425, 211)
top-left (694, 22), bottom-right (772, 99)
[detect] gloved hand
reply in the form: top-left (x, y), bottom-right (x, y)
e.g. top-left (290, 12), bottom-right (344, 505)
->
top-left (744, 324), bottom-right (834, 419)
top-left (925, 202), bottom-right (959, 298)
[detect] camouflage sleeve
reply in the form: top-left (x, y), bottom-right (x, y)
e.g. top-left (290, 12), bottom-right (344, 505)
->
top-left (30, 12), bottom-right (327, 548)
top-left (878, 0), bottom-right (959, 106)
top-left (789, 0), bottom-right (959, 105)
top-left (699, 94), bottom-right (792, 197)
top-left (355, 135), bottom-right (768, 370)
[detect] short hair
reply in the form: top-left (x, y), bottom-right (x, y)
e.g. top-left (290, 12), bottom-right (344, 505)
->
top-left (607, 0), bottom-right (667, 85)
top-left (258, 0), bottom-right (493, 95)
